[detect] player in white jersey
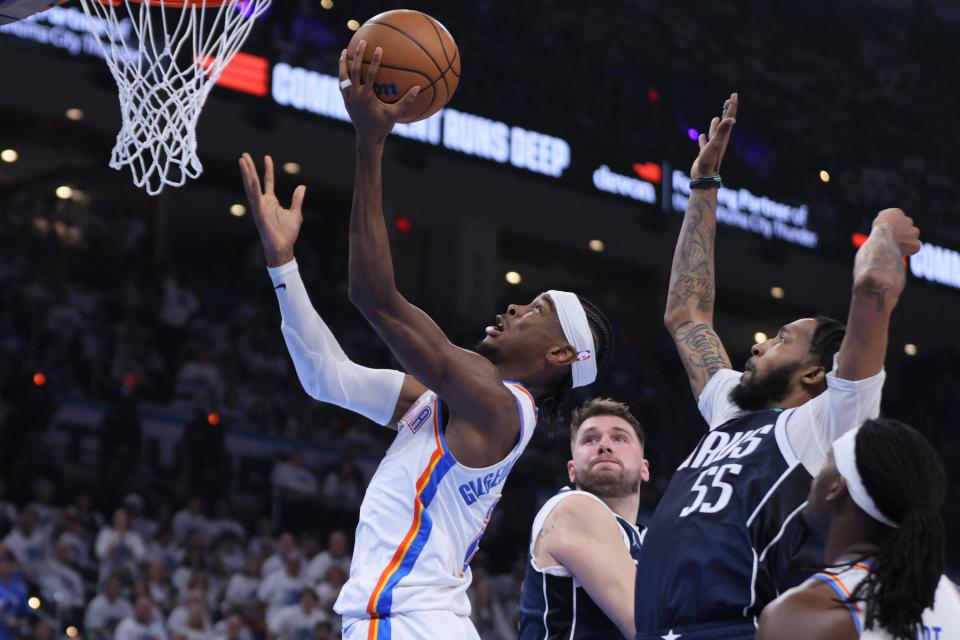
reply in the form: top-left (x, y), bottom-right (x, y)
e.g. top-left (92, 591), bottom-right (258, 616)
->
top-left (237, 41), bottom-right (615, 640)
top-left (759, 418), bottom-right (958, 640)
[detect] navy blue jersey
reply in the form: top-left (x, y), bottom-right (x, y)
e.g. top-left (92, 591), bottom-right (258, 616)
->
top-left (519, 489), bottom-right (644, 639)
top-left (634, 407), bottom-right (813, 631)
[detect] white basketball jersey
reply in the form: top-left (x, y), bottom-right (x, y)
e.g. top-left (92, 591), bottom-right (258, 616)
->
top-left (335, 381), bottom-right (538, 625)
top-left (811, 562), bottom-right (960, 639)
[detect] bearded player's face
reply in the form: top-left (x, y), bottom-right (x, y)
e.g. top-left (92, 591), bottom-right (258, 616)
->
top-left (730, 318), bottom-right (819, 411)
top-left (568, 415), bottom-right (649, 499)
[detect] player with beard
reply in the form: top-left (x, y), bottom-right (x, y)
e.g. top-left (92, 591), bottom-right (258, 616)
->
top-left (237, 45), bottom-right (615, 640)
top-left (518, 398), bottom-right (649, 639)
top-left (632, 93), bottom-right (922, 640)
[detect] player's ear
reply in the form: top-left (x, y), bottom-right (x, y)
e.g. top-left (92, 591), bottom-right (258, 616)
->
top-left (801, 364), bottom-right (827, 390)
top-left (641, 459), bottom-right (651, 483)
top-left (825, 475), bottom-right (849, 506)
top-left (566, 460), bottom-right (576, 485)
top-left (546, 343), bottom-right (576, 367)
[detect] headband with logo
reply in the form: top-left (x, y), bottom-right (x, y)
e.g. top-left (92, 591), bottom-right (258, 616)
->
top-left (546, 290), bottom-right (597, 389)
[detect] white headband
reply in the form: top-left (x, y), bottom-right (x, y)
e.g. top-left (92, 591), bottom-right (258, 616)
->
top-left (546, 290), bottom-right (597, 389)
top-left (832, 427), bottom-right (898, 528)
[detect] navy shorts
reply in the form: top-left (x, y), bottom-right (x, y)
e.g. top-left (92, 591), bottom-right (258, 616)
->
top-left (635, 620), bottom-right (756, 640)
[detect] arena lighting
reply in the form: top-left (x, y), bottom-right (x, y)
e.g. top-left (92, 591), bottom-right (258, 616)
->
top-left (819, 170), bottom-right (830, 183)
top-left (207, 412), bottom-right (221, 426)
top-left (394, 216), bottom-right (412, 233)
top-left (33, 372), bottom-right (46, 387)
top-left (904, 343), bottom-right (918, 356)
top-left (754, 332), bottom-right (768, 344)
top-left (770, 286), bottom-right (785, 299)
top-left (27, 597), bottom-right (40, 609)
top-left (505, 271), bottom-right (522, 285)
top-left (347, 19), bottom-right (359, 31)
top-left (589, 239), bottom-right (605, 252)
top-left (230, 203), bottom-right (246, 217)
top-left (65, 108), bottom-right (84, 121)
top-left (55, 185), bottom-right (73, 200)
top-left (282, 161), bottom-right (301, 175)
top-left (647, 88), bottom-right (660, 102)
top-left (202, 51), bottom-right (271, 97)
top-left (66, 628), bottom-right (78, 639)
top-left (321, 0), bottom-right (333, 8)
top-left (686, 128), bottom-right (699, 141)
top-left (0, 149), bottom-right (17, 163)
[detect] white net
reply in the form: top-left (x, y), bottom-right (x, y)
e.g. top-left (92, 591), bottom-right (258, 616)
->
top-left (77, 0), bottom-right (271, 195)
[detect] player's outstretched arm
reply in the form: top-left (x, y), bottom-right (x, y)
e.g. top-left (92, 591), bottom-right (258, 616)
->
top-left (338, 43), bottom-right (517, 439)
top-left (836, 208), bottom-right (920, 381)
top-left (534, 496), bottom-right (637, 638)
top-left (664, 93), bottom-right (738, 399)
top-left (239, 153), bottom-right (426, 426)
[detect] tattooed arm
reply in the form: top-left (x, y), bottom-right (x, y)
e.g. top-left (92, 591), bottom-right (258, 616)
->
top-left (837, 208), bottom-right (920, 381)
top-left (664, 93), bottom-right (738, 398)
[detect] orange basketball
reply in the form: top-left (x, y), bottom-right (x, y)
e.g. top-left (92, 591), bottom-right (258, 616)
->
top-left (346, 10), bottom-right (460, 123)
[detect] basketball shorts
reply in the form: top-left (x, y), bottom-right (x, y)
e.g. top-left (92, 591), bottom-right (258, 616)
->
top-left (342, 610), bottom-right (481, 640)
top-left (635, 620), bottom-right (757, 640)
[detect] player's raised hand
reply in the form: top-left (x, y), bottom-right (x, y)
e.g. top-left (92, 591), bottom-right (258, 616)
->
top-left (691, 92), bottom-right (739, 178)
top-left (339, 41), bottom-right (421, 144)
top-left (872, 208), bottom-right (922, 257)
top-left (239, 153), bottom-right (306, 268)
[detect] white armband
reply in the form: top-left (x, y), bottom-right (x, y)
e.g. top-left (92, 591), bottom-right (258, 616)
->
top-left (267, 260), bottom-right (405, 427)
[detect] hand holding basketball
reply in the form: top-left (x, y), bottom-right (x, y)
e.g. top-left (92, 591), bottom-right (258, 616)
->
top-left (691, 92), bottom-right (739, 179)
top-left (340, 42), bottom-right (422, 144)
top-left (239, 153), bottom-right (306, 268)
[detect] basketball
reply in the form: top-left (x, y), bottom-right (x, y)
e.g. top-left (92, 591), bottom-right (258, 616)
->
top-left (346, 10), bottom-right (460, 123)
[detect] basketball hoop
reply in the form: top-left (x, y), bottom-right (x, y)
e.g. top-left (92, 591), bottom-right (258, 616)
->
top-left (76, 0), bottom-right (271, 195)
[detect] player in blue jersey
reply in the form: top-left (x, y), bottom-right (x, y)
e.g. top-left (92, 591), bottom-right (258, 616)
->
top-left (519, 398), bottom-right (648, 639)
top-left (633, 92), bottom-right (923, 640)
top-left (758, 417), bottom-right (959, 640)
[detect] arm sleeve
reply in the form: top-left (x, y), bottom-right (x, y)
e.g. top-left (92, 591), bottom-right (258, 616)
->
top-left (785, 358), bottom-right (885, 475)
top-left (697, 369), bottom-right (747, 430)
top-left (268, 260), bottom-right (405, 427)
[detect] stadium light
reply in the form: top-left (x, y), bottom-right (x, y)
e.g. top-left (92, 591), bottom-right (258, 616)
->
top-left (754, 332), bottom-right (768, 344)
top-left (1, 149), bottom-right (17, 163)
top-left (904, 343), bottom-right (917, 356)
top-left (770, 286), bottom-right (785, 299)
top-left (65, 108), bottom-right (84, 121)
top-left (589, 239), bottom-right (605, 252)
top-left (505, 271), bottom-right (522, 285)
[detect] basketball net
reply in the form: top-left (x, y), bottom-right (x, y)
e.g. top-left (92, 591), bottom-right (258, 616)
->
top-left (77, 0), bottom-right (271, 195)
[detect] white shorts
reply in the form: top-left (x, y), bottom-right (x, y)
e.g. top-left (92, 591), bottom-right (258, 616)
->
top-left (342, 610), bottom-right (480, 640)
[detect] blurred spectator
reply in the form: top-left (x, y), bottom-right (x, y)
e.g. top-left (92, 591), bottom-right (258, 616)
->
top-left (262, 533), bottom-right (300, 577)
top-left (258, 551), bottom-right (308, 625)
top-left (146, 559), bottom-right (176, 614)
top-left (84, 576), bottom-right (133, 640)
top-left (268, 587), bottom-right (327, 640)
top-left (314, 565), bottom-right (346, 613)
top-left (115, 595), bottom-right (168, 640)
top-left (0, 550), bottom-right (28, 640)
top-left (2, 508), bottom-right (47, 582)
top-left (212, 612), bottom-right (253, 640)
top-left (27, 477), bottom-right (57, 531)
top-left (148, 527), bottom-right (185, 576)
top-left (469, 566), bottom-right (513, 640)
top-left (271, 452), bottom-right (317, 533)
top-left (167, 589), bottom-right (210, 639)
top-left (320, 454), bottom-right (365, 511)
top-left (208, 500), bottom-right (244, 543)
top-left (172, 599), bottom-right (212, 640)
top-left (95, 508), bottom-right (145, 584)
top-left (222, 557), bottom-right (261, 622)
top-left (39, 538), bottom-right (85, 614)
top-left (172, 498), bottom-right (208, 546)
top-left (305, 531), bottom-right (350, 587)
top-left (0, 482), bottom-right (15, 538)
